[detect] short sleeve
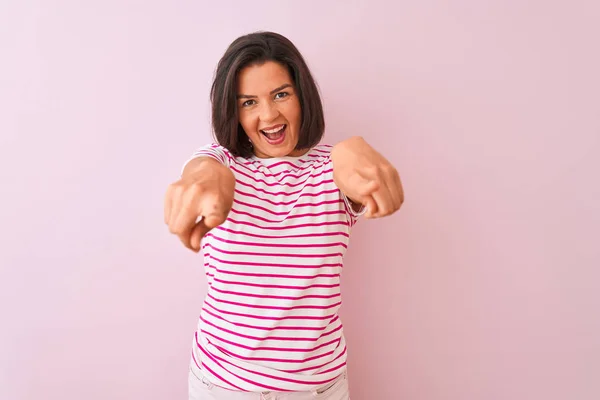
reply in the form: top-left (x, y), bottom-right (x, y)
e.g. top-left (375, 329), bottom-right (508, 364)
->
top-left (341, 190), bottom-right (367, 223)
top-left (180, 143), bottom-right (231, 176)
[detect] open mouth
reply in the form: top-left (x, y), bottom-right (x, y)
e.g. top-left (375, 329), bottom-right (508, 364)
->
top-left (260, 124), bottom-right (287, 145)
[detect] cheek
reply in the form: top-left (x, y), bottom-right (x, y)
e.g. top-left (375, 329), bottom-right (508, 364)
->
top-left (239, 112), bottom-right (258, 134)
top-left (286, 100), bottom-right (302, 128)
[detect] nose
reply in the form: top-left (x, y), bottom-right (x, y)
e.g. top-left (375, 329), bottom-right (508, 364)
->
top-left (259, 101), bottom-right (280, 122)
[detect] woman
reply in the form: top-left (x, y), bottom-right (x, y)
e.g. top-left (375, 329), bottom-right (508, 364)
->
top-left (164, 31), bottom-right (403, 399)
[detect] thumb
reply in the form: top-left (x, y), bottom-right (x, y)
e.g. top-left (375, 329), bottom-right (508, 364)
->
top-left (189, 213), bottom-right (226, 252)
top-left (357, 178), bottom-right (379, 197)
top-left (190, 219), bottom-right (211, 251)
top-left (203, 213), bottom-right (225, 229)
top-left (363, 196), bottom-right (378, 218)
top-left (345, 172), bottom-right (379, 201)
top-left (190, 219), bottom-right (210, 252)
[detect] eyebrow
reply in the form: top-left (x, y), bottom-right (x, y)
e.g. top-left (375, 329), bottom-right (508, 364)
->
top-left (237, 83), bottom-right (293, 99)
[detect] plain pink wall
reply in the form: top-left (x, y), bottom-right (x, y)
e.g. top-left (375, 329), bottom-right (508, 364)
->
top-left (2, 1), bottom-right (599, 399)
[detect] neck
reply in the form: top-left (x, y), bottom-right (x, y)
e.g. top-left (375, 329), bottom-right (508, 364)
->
top-left (253, 147), bottom-right (310, 158)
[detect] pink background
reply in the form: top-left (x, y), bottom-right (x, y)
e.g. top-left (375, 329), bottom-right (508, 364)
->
top-left (2, 1), bottom-right (599, 399)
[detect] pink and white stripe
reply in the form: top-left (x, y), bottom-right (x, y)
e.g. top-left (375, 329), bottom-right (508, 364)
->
top-left (184, 143), bottom-right (363, 392)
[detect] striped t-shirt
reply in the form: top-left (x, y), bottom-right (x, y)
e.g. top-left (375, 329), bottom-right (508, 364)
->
top-left (185, 143), bottom-right (364, 392)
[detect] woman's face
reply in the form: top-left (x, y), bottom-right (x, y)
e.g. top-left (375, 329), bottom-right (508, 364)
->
top-left (237, 61), bottom-right (304, 158)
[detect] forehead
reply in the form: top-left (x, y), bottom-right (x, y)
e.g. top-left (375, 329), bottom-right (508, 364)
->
top-left (237, 61), bottom-right (293, 94)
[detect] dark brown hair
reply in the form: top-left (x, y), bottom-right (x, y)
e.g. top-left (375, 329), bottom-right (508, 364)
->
top-left (210, 31), bottom-right (325, 158)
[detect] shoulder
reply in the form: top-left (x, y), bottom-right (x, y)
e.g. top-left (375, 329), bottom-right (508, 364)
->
top-left (308, 143), bottom-right (334, 161)
top-left (204, 143), bottom-right (230, 155)
top-left (312, 143), bottom-right (333, 154)
top-left (189, 143), bottom-right (237, 167)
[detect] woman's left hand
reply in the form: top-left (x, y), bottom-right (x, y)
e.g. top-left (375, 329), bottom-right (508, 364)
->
top-left (331, 136), bottom-right (404, 218)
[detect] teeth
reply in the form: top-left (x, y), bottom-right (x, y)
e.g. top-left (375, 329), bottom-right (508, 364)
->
top-left (263, 125), bottom-right (285, 134)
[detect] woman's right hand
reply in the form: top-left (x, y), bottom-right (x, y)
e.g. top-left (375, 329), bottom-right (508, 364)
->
top-left (164, 158), bottom-right (235, 252)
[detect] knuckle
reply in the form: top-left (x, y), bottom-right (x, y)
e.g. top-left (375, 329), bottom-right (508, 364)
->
top-left (190, 180), bottom-right (204, 193)
top-left (171, 183), bottom-right (186, 197)
top-left (210, 200), bottom-right (225, 213)
top-left (165, 184), bottom-right (177, 199)
top-left (167, 181), bottom-right (179, 191)
top-left (366, 165), bottom-right (378, 175)
top-left (203, 193), bottom-right (223, 209)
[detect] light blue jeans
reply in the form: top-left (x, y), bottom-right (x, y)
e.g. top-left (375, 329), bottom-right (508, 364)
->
top-left (188, 367), bottom-right (350, 400)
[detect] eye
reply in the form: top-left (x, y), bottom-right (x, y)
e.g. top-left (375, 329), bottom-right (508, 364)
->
top-left (274, 92), bottom-right (289, 100)
top-left (242, 99), bottom-right (256, 107)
